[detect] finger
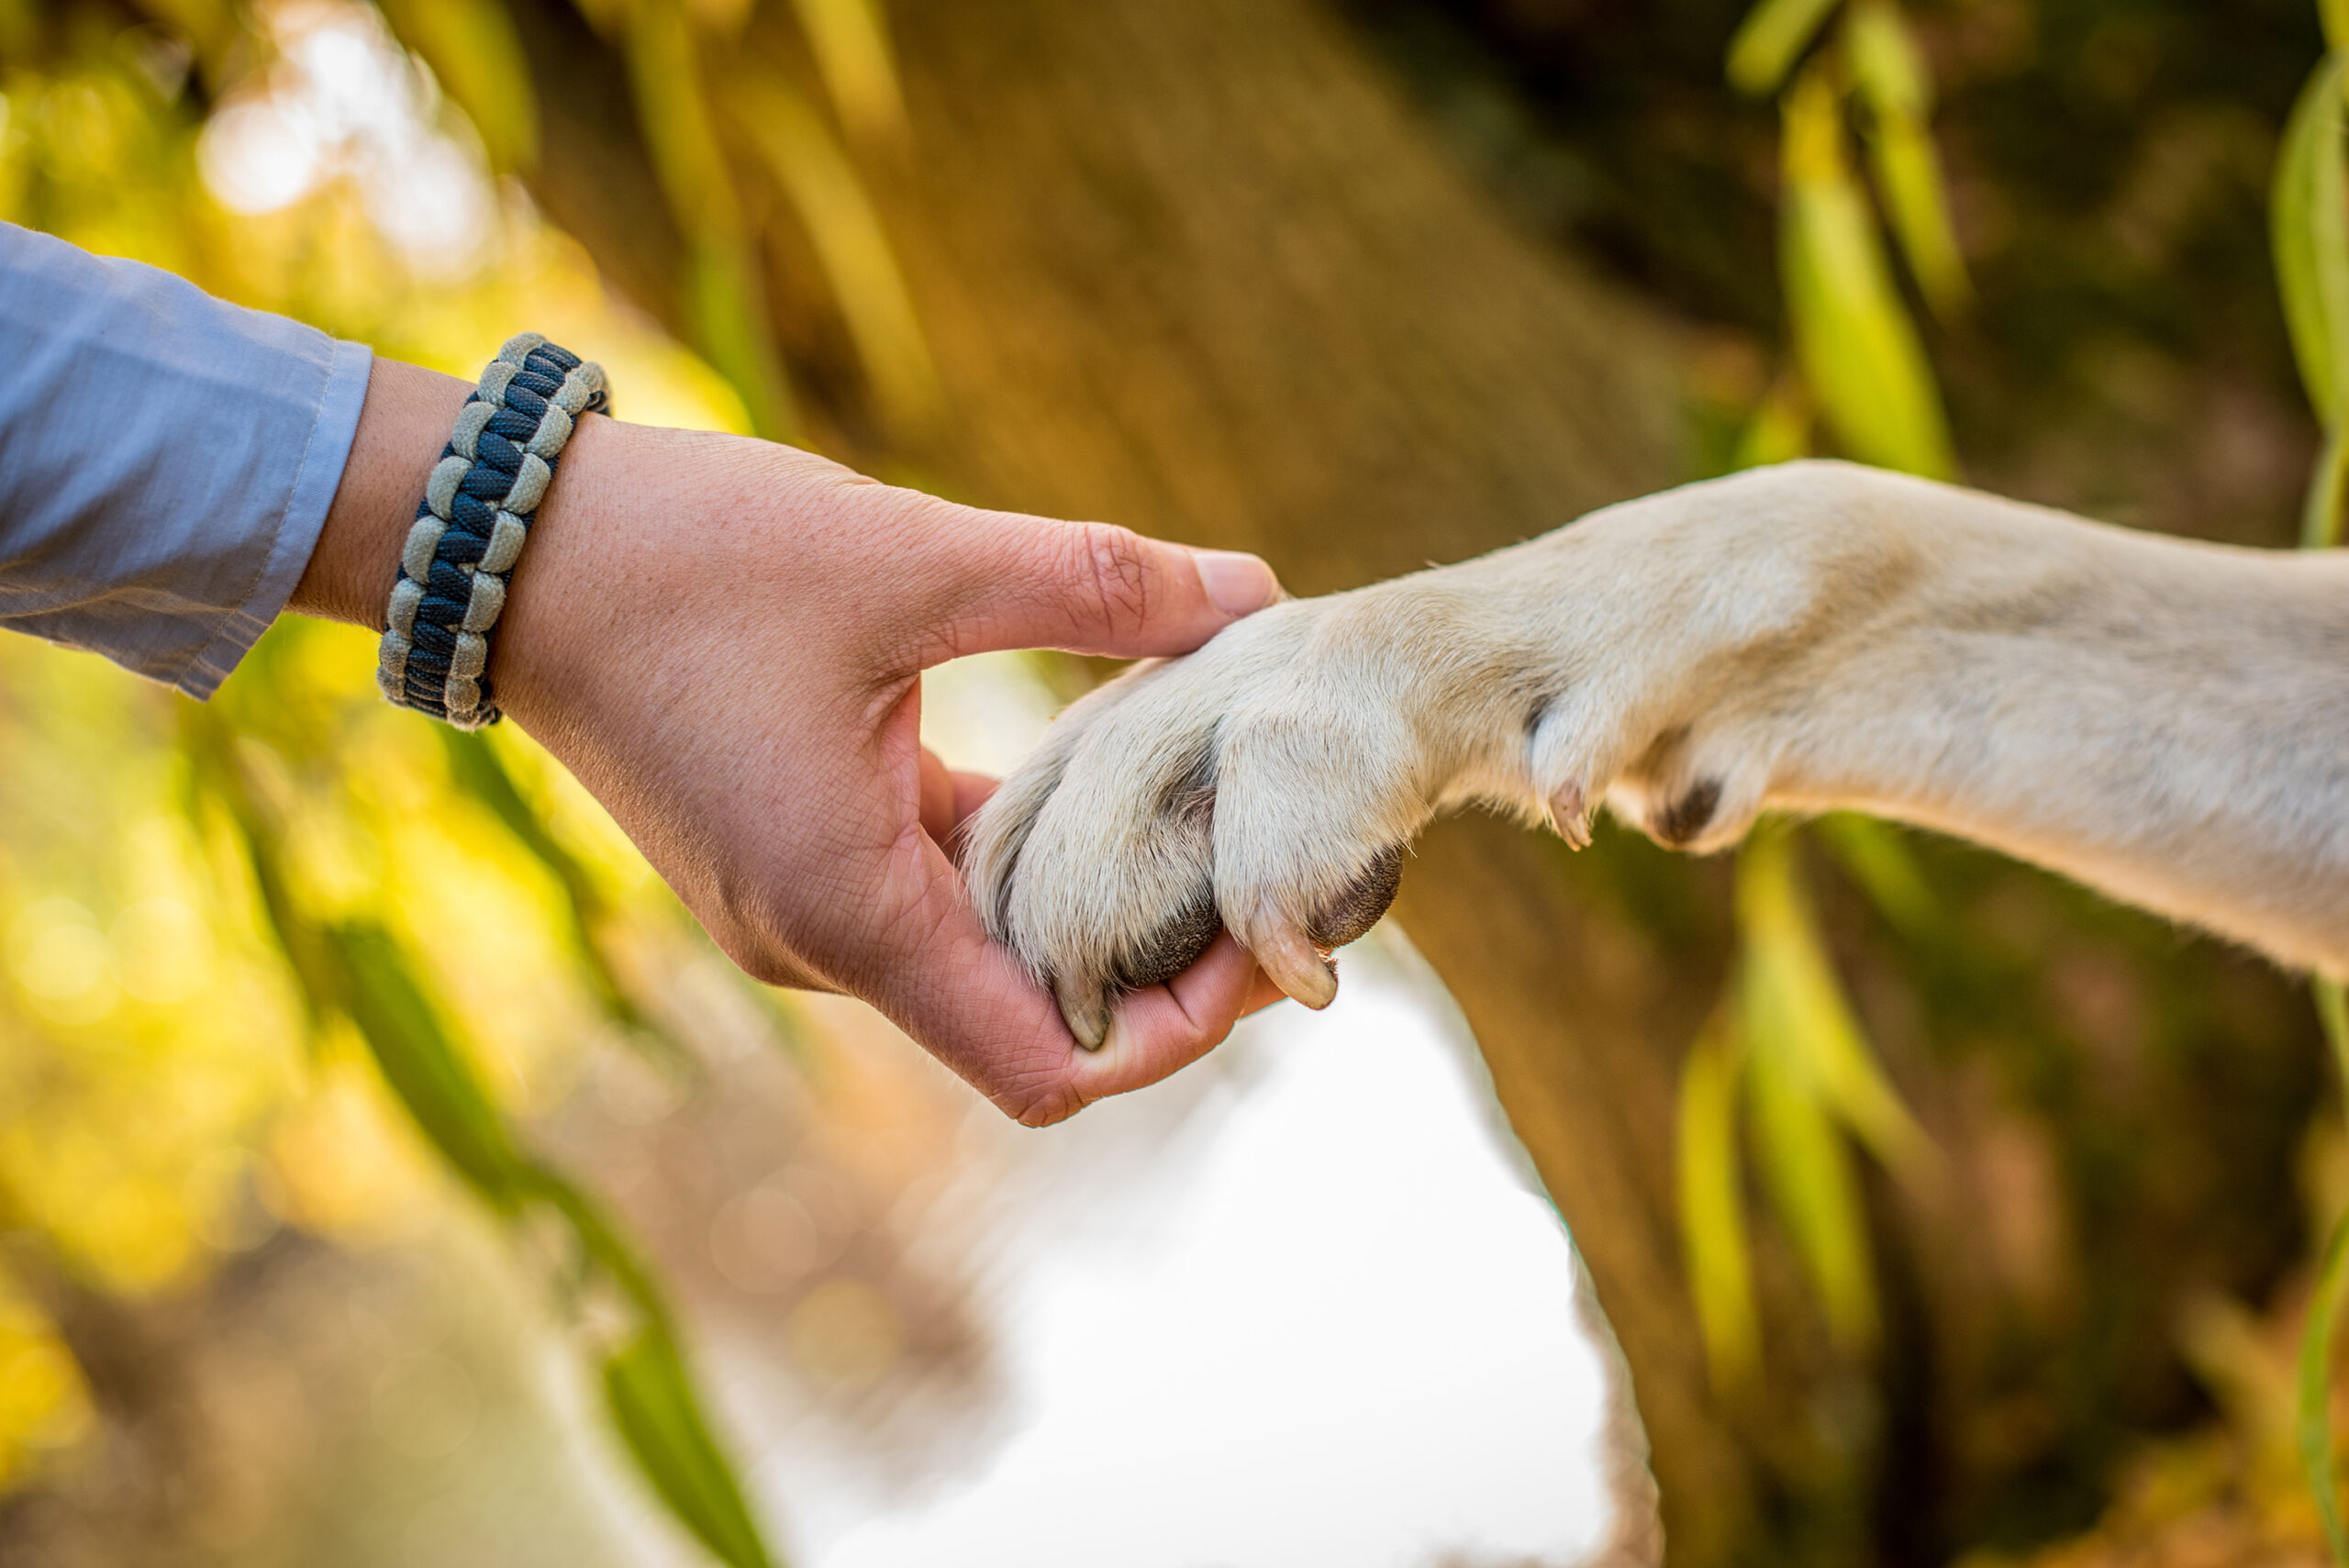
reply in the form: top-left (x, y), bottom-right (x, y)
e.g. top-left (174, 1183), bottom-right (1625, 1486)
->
top-left (1242, 967), bottom-right (1287, 1015)
top-left (916, 506), bottom-right (1279, 663)
top-left (950, 770), bottom-right (998, 828)
top-left (940, 769), bottom-right (1000, 868)
top-left (844, 833), bottom-right (1260, 1125)
top-left (918, 747), bottom-right (957, 842)
top-left (1070, 930), bottom-right (1263, 1100)
top-left (836, 829), bottom-right (1108, 1125)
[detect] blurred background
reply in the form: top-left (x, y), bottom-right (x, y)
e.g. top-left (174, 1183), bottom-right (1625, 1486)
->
top-left (2, 0), bottom-right (2348, 1564)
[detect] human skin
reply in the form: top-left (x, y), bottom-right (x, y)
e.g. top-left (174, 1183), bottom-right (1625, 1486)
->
top-left (290, 356), bottom-right (1285, 1125)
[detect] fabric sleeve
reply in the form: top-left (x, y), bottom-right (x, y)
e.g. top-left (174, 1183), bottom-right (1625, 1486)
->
top-left (0, 222), bottom-right (373, 698)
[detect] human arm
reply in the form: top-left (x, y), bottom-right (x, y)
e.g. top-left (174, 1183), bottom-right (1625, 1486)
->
top-left (0, 218), bottom-right (1282, 1124)
top-left (291, 357), bottom-right (1287, 1124)
top-left (0, 221), bottom-right (370, 694)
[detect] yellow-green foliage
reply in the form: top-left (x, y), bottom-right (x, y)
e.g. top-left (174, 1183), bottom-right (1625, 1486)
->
top-left (0, 4), bottom-right (925, 1562)
top-left (1675, 0), bottom-right (1962, 1417)
top-left (2274, 8), bottom-right (2349, 1560)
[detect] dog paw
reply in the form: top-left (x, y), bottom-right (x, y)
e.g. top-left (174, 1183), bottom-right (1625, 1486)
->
top-left (957, 497), bottom-right (1802, 1048)
top-left (961, 602), bottom-right (1421, 1048)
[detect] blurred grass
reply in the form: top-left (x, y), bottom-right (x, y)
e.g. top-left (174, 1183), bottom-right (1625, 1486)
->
top-left (2275, 8), bottom-right (2349, 1553)
top-left (1674, 0), bottom-right (1955, 1435)
top-left (0, 2), bottom-right (937, 1560)
top-left (1679, 0), bottom-right (2349, 1552)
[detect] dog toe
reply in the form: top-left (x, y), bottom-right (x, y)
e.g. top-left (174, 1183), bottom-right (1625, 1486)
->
top-left (1302, 845), bottom-right (1404, 951)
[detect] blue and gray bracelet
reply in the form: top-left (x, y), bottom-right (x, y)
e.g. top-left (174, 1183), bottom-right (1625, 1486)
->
top-left (376, 333), bottom-right (609, 728)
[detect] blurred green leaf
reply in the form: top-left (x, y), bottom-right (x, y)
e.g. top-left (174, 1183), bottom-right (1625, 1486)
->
top-left (2327, 0), bottom-right (2349, 56)
top-left (531, 1158), bottom-right (785, 1568)
top-left (728, 74), bottom-right (939, 430)
top-left (1743, 950), bottom-right (1878, 1351)
top-left (622, 0), bottom-right (797, 439)
top-left (687, 232), bottom-right (800, 443)
top-left (521, 1161), bottom-right (674, 1327)
top-left (2308, 419), bottom-right (2349, 550)
top-left (1735, 823), bottom-right (1939, 1355)
top-left (1780, 64), bottom-right (1955, 479)
top-left (1842, 0), bottom-right (1923, 116)
top-left (330, 920), bottom-right (525, 1207)
top-left (180, 707), bottom-right (340, 1031)
top-left (2321, 979), bottom-right (2349, 1087)
top-left (1677, 1006), bottom-right (1760, 1390)
top-left (605, 1327), bottom-right (783, 1568)
top-left (1848, 3), bottom-right (1969, 318)
top-left (2274, 53), bottom-right (2349, 427)
top-left (1741, 828), bottom-right (1932, 1177)
top-left (439, 730), bottom-right (689, 1070)
top-left (376, 0), bottom-right (538, 170)
top-left (626, 0), bottom-right (739, 234)
top-left (786, 0), bottom-right (905, 141)
top-left (1727, 0), bottom-right (1842, 97)
top-left (1813, 811), bottom-right (1936, 940)
top-left (440, 730), bottom-right (605, 918)
top-left (2302, 1208), bottom-right (2349, 1566)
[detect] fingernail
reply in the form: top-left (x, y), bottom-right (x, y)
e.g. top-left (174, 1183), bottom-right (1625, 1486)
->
top-left (1192, 550), bottom-right (1278, 617)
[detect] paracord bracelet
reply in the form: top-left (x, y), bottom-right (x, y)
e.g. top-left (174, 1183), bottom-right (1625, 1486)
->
top-left (376, 333), bottom-right (609, 728)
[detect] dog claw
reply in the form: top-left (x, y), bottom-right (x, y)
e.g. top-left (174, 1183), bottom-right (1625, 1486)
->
top-left (1550, 784), bottom-right (1595, 851)
top-left (1254, 923), bottom-right (1339, 1009)
top-left (1054, 975), bottom-right (1112, 1051)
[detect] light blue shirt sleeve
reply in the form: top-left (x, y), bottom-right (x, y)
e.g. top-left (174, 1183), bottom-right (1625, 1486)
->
top-left (0, 222), bottom-right (373, 698)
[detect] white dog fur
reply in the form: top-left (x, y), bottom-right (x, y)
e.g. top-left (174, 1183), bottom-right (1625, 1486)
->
top-left (963, 460), bottom-right (2349, 1047)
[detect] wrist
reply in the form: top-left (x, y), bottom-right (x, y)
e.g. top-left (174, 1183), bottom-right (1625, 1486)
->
top-left (293, 357), bottom-right (473, 628)
top-left (480, 405), bottom-right (632, 738)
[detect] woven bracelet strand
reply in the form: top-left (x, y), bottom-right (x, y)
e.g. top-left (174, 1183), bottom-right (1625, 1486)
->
top-left (376, 333), bottom-right (609, 728)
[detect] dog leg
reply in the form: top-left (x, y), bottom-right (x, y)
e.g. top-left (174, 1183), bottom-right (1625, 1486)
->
top-left (965, 460), bottom-right (2349, 1038)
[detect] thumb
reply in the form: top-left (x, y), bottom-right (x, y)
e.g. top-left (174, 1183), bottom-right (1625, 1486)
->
top-left (918, 506), bottom-right (1279, 663)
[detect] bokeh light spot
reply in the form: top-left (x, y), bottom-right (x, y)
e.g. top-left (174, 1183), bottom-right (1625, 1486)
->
top-left (787, 1277), bottom-right (902, 1390)
top-left (110, 896), bottom-right (211, 1006)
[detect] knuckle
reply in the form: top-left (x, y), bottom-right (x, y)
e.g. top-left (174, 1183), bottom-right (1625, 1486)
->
top-left (1063, 522), bottom-right (1155, 632)
top-left (985, 1039), bottom-right (1097, 1129)
top-left (983, 1048), bottom-right (1089, 1125)
top-left (1008, 1080), bottom-right (1087, 1128)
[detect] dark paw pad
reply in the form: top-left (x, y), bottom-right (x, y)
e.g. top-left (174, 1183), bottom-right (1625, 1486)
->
top-left (1653, 778), bottom-right (1722, 847)
top-left (1304, 845), bottom-right (1405, 951)
top-left (1108, 892), bottom-right (1225, 992)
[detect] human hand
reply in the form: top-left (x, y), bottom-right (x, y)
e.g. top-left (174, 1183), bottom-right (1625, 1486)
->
top-left (296, 359), bottom-right (1286, 1124)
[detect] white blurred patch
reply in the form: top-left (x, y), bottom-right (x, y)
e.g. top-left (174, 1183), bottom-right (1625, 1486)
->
top-left (195, 1), bottom-right (494, 277)
top-left (800, 937), bottom-right (1616, 1568)
top-left (918, 652), bottom-right (1066, 781)
top-left (196, 97), bottom-right (328, 215)
top-left (729, 651), bottom-right (1626, 1565)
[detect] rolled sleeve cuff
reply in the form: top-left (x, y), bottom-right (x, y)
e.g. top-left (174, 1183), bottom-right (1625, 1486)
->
top-left (176, 337), bottom-right (373, 699)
